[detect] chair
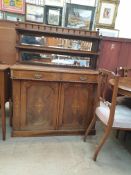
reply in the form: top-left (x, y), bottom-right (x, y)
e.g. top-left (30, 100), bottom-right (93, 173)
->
top-left (116, 67), bottom-right (131, 139)
top-left (84, 69), bottom-right (131, 161)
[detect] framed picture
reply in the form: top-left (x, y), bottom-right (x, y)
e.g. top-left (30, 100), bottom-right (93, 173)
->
top-left (65, 3), bottom-right (95, 30)
top-left (4, 12), bottom-right (25, 22)
top-left (45, 0), bottom-right (64, 7)
top-left (26, 0), bottom-right (44, 6)
top-left (45, 6), bottom-right (62, 26)
top-left (0, 11), bottom-right (4, 19)
top-left (1, 0), bottom-right (25, 14)
top-left (96, 28), bottom-right (119, 37)
top-left (96, 0), bottom-right (119, 28)
top-left (67, 0), bottom-right (96, 7)
top-left (26, 3), bottom-right (44, 23)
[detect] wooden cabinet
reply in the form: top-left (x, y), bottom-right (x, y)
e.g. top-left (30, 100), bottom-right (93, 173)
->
top-left (11, 65), bottom-right (98, 137)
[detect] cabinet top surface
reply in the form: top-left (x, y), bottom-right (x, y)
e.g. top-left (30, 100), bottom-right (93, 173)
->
top-left (0, 64), bottom-right (10, 71)
top-left (11, 64), bottom-right (99, 75)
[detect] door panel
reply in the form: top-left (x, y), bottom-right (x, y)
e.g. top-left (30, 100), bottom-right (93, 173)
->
top-left (20, 81), bottom-right (59, 130)
top-left (59, 83), bottom-right (96, 130)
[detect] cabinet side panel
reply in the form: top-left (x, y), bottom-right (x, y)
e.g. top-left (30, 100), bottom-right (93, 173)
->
top-left (12, 80), bottom-right (21, 130)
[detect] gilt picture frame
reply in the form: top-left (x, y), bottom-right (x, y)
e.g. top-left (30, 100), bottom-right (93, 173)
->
top-left (96, 0), bottom-right (119, 29)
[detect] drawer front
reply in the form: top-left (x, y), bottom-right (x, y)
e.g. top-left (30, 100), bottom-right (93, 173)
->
top-left (61, 73), bottom-right (98, 83)
top-left (12, 70), bottom-right (61, 81)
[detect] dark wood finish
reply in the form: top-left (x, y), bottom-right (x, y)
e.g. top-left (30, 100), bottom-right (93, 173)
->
top-left (0, 64), bottom-right (10, 140)
top-left (11, 64), bottom-right (98, 137)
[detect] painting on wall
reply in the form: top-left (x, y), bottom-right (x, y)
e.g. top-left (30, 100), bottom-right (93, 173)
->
top-left (65, 3), bottom-right (95, 30)
top-left (0, 11), bottom-right (4, 19)
top-left (96, 0), bottom-right (119, 28)
top-left (26, 0), bottom-right (44, 6)
top-left (45, 6), bottom-right (62, 26)
top-left (26, 3), bottom-right (44, 23)
top-left (45, 0), bottom-right (63, 7)
top-left (96, 28), bottom-right (119, 37)
top-left (1, 0), bottom-right (25, 14)
top-left (4, 12), bottom-right (25, 22)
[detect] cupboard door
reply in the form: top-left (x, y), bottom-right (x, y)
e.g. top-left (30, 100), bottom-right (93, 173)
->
top-left (58, 83), bottom-right (96, 130)
top-left (20, 81), bottom-right (59, 131)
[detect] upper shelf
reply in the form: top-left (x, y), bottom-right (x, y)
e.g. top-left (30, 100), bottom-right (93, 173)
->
top-left (15, 22), bottom-right (100, 40)
top-left (16, 44), bottom-right (99, 56)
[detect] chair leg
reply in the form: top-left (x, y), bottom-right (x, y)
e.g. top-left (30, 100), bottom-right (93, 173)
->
top-left (93, 126), bottom-right (111, 161)
top-left (1, 101), bottom-right (6, 140)
top-left (84, 115), bottom-right (97, 142)
top-left (9, 99), bottom-right (13, 127)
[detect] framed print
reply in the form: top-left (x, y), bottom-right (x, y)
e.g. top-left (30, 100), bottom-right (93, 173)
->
top-left (65, 3), bottom-right (95, 30)
top-left (26, 3), bottom-right (44, 23)
top-left (4, 12), bottom-right (25, 22)
top-left (0, 11), bottom-right (4, 19)
top-left (45, 0), bottom-right (64, 7)
top-left (96, 28), bottom-right (119, 37)
top-left (67, 0), bottom-right (96, 7)
top-left (1, 0), bottom-right (25, 14)
top-left (96, 0), bottom-right (119, 28)
top-left (45, 6), bottom-right (62, 26)
top-left (26, 0), bottom-right (44, 6)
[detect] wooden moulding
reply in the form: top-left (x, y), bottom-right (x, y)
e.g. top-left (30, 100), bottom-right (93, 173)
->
top-left (15, 21), bottom-right (100, 39)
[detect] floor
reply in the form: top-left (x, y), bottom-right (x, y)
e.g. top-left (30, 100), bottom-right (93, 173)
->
top-left (0, 105), bottom-right (131, 175)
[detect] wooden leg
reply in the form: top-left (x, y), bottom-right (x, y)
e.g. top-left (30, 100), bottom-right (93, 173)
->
top-left (9, 99), bottom-right (13, 127)
top-left (93, 126), bottom-right (111, 161)
top-left (84, 115), bottom-right (97, 142)
top-left (1, 101), bottom-right (6, 140)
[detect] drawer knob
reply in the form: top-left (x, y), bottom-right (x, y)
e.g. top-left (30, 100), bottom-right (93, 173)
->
top-left (34, 73), bottom-right (42, 79)
top-left (80, 76), bottom-right (87, 81)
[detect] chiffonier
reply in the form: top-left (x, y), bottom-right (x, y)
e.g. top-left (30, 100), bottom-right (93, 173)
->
top-left (11, 22), bottom-right (100, 137)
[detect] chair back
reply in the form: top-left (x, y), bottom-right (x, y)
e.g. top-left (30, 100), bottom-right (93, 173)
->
top-left (97, 69), bottom-right (120, 125)
top-left (117, 67), bottom-right (131, 77)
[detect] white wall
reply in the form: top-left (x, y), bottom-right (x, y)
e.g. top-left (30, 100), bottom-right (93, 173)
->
top-left (115, 0), bottom-right (131, 38)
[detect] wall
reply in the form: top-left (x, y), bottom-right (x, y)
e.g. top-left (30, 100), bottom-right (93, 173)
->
top-left (115, 0), bottom-right (131, 38)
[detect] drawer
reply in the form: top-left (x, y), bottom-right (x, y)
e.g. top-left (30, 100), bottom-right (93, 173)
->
top-left (12, 70), bottom-right (61, 81)
top-left (61, 73), bottom-right (98, 83)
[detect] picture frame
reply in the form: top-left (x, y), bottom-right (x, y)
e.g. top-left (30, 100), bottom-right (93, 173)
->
top-left (44, 0), bottom-right (64, 7)
top-left (96, 0), bottom-right (119, 29)
top-left (96, 28), bottom-right (119, 37)
top-left (26, 0), bottom-right (44, 6)
top-left (67, 0), bottom-right (96, 7)
top-left (1, 0), bottom-right (25, 14)
top-left (0, 11), bottom-right (4, 19)
top-left (4, 12), bottom-right (25, 22)
top-left (65, 3), bottom-right (95, 30)
top-left (26, 3), bottom-right (44, 23)
top-left (45, 5), bottom-right (62, 26)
